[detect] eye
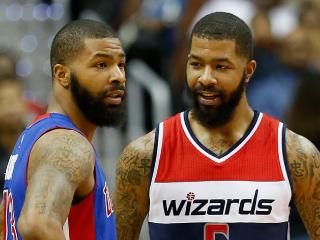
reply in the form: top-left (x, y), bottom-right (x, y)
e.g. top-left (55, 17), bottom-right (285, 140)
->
top-left (216, 64), bottom-right (229, 70)
top-left (216, 64), bottom-right (230, 70)
top-left (190, 61), bottom-right (201, 69)
top-left (118, 62), bottom-right (126, 69)
top-left (96, 62), bottom-right (107, 69)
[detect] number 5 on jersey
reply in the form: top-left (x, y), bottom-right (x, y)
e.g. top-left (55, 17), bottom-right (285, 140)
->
top-left (204, 223), bottom-right (229, 240)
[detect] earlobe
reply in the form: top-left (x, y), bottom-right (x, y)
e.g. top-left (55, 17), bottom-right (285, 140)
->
top-left (53, 64), bottom-right (70, 88)
top-left (245, 60), bottom-right (257, 83)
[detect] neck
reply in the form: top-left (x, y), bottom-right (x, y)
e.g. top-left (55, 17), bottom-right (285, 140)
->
top-left (189, 98), bottom-right (254, 144)
top-left (47, 93), bottom-right (96, 141)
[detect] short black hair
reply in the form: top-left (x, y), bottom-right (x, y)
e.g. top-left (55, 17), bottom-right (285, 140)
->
top-left (191, 12), bottom-right (253, 59)
top-left (50, 19), bottom-right (116, 71)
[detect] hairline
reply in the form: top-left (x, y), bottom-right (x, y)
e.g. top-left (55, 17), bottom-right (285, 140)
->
top-left (190, 34), bottom-right (251, 60)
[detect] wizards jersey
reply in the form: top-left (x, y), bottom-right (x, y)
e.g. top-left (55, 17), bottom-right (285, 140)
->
top-left (3, 113), bottom-right (116, 240)
top-left (148, 111), bottom-right (292, 240)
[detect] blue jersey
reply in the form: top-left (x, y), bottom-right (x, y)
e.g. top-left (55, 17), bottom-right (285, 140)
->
top-left (3, 113), bottom-right (116, 240)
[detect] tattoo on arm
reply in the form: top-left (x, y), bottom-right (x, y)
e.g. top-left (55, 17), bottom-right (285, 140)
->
top-left (287, 130), bottom-right (320, 239)
top-left (114, 130), bottom-right (155, 240)
top-left (20, 129), bottom-right (94, 233)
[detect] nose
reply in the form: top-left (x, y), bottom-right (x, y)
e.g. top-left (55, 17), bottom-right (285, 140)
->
top-left (109, 65), bottom-right (126, 84)
top-left (198, 65), bottom-right (217, 86)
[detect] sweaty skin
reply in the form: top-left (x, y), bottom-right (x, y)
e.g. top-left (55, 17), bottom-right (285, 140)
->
top-left (114, 123), bottom-right (320, 240)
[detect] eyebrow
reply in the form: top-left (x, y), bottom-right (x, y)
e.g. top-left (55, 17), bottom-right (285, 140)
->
top-left (90, 52), bottom-right (126, 60)
top-left (188, 54), bottom-right (232, 63)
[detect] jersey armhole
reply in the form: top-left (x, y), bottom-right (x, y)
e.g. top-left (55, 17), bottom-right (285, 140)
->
top-left (148, 124), bottom-right (160, 190)
top-left (281, 124), bottom-right (294, 207)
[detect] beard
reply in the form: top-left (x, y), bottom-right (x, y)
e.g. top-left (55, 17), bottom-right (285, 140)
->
top-left (70, 73), bottom-right (126, 127)
top-left (191, 72), bottom-right (247, 128)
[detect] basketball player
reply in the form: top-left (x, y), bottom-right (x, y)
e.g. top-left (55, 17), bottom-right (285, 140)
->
top-left (1, 19), bottom-right (126, 239)
top-left (114, 12), bottom-right (320, 240)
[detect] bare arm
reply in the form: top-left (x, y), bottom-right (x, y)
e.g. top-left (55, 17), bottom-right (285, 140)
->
top-left (18, 129), bottom-right (95, 240)
top-left (113, 130), bottom-right (155, 240)
top-left (286, 129), bottom-right (320, 239)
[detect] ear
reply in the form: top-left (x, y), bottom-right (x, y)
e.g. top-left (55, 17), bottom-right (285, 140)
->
top-left (52, 64), bottom-right (70, 88)
top-left (245, 60), bottom-right (256, 83)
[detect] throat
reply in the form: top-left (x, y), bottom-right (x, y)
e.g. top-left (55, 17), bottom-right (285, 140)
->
top-left (201, 137), bottom-right (235, 157)
top-left (187, 108), bottom-right (257, 157)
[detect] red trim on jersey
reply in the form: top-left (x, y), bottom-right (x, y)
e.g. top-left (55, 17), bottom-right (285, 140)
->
top-left (68, 191), bottom-right (95, 240)
top-left (28, 113), bottom-right (50, 127)
top-left (3, 190), bottom-right (8, 240)
top-left (155, 113), bottom-right (284, 182)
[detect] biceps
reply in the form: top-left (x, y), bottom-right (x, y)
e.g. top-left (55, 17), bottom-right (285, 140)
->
top-left (114, 184), bottom-right (148, 240)
top-left (114, 170), bottom-right (149, 228)
top-left (23, 166), bottom-right (75, 224)
top-left (114, 175), bottom-right (148, 214)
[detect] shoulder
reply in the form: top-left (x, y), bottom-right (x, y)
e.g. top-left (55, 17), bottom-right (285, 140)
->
top-left (116, 129), bottom-right (156, 183)
top-left (285, 129), bottom-right (320, 179)
top-left (120, 129), bottom-right (156, 163)
top-left (28, 128), bottom-right (95, 186)
top-left (286, 129), bottom-right (319, 163)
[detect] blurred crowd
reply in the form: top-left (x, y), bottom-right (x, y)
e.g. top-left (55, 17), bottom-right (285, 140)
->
top-left (0, 0), bottom-right (319, 239)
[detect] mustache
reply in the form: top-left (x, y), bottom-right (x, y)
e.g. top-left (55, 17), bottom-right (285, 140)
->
top-left (193, 85), bottom-right (225, 96)
top-left (104, 83), bottom-right (125, 92)
top-left (96, 83), bottom-right (126, 99)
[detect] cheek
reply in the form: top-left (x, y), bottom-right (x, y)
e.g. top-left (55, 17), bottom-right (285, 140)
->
top-left (186, 68), bottom-right (198, 88)
top-left (186, 76), bottom-right (195, 89)
top-left (86, 73), bottom-right (108, 88)
top-left (220, 71), bottom-right (242, 86)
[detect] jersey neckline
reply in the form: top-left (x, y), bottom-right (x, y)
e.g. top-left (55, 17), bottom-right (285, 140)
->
top-left (28, 112), bottom-right (73, 128)
top-left (181, 110), bottom-right (262, 163)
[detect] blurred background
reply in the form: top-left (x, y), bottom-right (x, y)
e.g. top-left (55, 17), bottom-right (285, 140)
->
top-left (0, 0), bottom-right (319, 239)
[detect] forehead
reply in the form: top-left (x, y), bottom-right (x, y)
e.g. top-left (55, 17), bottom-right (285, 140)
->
top-left (81, 38), bottom-right (125, 58)
top-left (189, 36), bottom-right (238, 59)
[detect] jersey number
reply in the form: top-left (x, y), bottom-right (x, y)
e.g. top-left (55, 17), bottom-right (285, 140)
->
top-left (3, 190), bottom-right (18, 240)
top-left (204, 223), bottom-right (229, 240)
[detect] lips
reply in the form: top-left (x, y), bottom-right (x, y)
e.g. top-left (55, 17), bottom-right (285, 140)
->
top-left (198, 91), bottom-right (221, 98)
top-left (197, 91), bottom-right (222, 106)
top-left (105, 90), bottom-right (124, 98)
top-left (104, 90), bottom-right (125, 105)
